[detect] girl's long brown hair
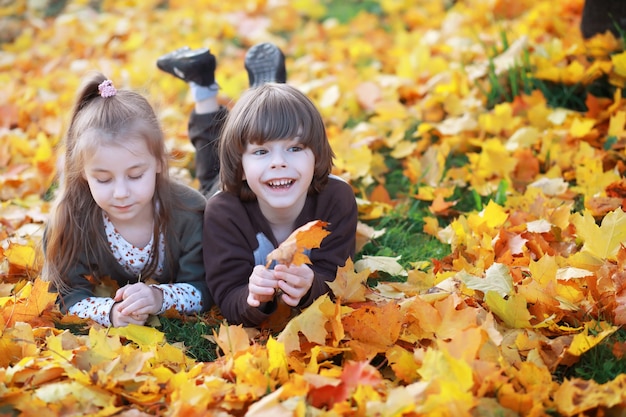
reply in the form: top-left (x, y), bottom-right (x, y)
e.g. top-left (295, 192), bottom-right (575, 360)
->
top-left (42, 72), bottom-right (178, 293)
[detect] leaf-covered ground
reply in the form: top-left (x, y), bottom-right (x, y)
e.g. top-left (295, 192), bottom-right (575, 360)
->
top-left (2, 0), bottom-right (626, 415)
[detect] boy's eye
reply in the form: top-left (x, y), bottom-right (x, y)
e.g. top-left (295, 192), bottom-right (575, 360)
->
top-left (252, 149), bottom-right (267, 155)
top-left (288, 145), bottom-right (303, 152)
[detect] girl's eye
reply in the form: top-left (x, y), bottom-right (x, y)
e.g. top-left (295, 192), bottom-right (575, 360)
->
top-left (95, 178), bottom-right (111, 184)
top-left (129, 174), bottom-right (144, 180)
top-left (288, 145), bottom-right (303, 152)
top-left (252, 149), bottom-right (267, 156)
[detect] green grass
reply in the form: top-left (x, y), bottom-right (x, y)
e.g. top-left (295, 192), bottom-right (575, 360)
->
top-left (322, 0), bottom-right (383, 23)
top-left (555, 327), bottom-right (626, 384)
top-left (357, 198), bottom-right (451, 274)
top-left (475, 30), bottom-right (619, 111)
top-left (56, 315), bottom-right (221, 362)
top-left (160, 316), bottom-right (221, 362)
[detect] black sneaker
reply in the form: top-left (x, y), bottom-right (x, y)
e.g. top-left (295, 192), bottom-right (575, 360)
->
top-left (244, 43), bottom-right (287, 88)
top-left (156, 47), bottom-right (216, 86)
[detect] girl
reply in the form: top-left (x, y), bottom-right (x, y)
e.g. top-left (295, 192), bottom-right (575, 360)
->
top-left (202, 83), bottom-right (358, 327)
top-left (42, 72), bottom-right (212, 327)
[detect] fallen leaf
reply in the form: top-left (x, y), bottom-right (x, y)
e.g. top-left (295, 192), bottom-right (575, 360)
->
top-left (326, 258), bottom-right (369, 303)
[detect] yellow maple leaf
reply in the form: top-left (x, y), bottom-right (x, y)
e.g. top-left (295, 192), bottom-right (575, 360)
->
top-left (608, 110), bottom-right (626, 137)
top-left (4, 243), bottom-right (37, 270)
top-left (108, 323), bottom-right (165, 347)
top-left (611, 50), bottom-right (626, 78)
top-left (467, 139), bottom-right (516, 186)
top-left (478, 102), bottom-right (520, 134)
top-left (572, 143), bottom-right (622, 198)
top-left (31, 380), bottom-right (119, 413)
top-left (341, 145), bottom-right (373, 180)
top-left (386, 345), bottom-right (420, 383)
top-left (326, 257), bottom-right (369, 303)
top-left (265, 220), bottom-right (330, 267)
top-left (234, 351), bottom-right (275, 395)
top-left (277, 294), bottom-right (336, 354)
top-left (485, 291), bottom-right (533, 328)
top-left (0, 322), bottom-right (37, 368)
top-left (529, 255), bottom-right (558, 286)
top-left (418, 348), bottom-right (475, 414)
top-left (535, 61), bottom-right (586, 84)
top-left (569, 117), bottom-right (596, 138)
top-left (571, 207), bottom-right (626, 259)
top-left (267, 336), bottom-right (289, 383)
top-left (566, 321), bottom-right (618, 357)
top-left (498, 361), bottom-right (555, 414)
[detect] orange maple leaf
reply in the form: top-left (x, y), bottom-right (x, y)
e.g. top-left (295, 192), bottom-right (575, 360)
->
top-left (429, 193), bottom-right (456, 215)
top-left (343, 301), bottom-right (404, 360)
top-left (265, 220), bottom-right (330, 267)
top-left (2, 279), bottom-right (57, 328)
top-left (212, 323), bottom-right (251, 356)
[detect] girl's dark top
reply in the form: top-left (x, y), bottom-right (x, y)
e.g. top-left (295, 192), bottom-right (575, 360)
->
top-left (203, 176), bottom-right (357, 327)
top-left (52, 182), bottom-right (212, 312)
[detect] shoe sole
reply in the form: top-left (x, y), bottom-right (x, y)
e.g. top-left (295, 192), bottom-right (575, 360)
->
top-left (157, 47), bottom-right (209, 68)
top-left (156, 47), bottom-right (214, 84)
top-left (245, 43), bottom-right (285, 88)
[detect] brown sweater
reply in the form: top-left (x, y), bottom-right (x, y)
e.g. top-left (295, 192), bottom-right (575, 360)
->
top-left (203, 177), bottom-right (357, 327)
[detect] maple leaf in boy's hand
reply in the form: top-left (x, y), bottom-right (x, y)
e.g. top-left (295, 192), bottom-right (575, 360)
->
top-left (266, 220), bottom-right (330, 267)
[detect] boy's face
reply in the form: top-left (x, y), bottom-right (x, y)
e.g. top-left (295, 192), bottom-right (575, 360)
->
top-left (242, 137), bottom-right (315, 219)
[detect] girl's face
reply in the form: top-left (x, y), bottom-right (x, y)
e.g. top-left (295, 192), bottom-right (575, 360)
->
top-left (83, 138), bottom-right (160, 227)
top-left (242, 137), bottom-right (315, 220)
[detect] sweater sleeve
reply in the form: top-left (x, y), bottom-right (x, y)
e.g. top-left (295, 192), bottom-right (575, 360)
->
top-left (67, 296), bottom-right (116, 326)
top-left (203, 193), bottom-right (273, 327)
top-left (152, 283), bottom-right (203, 314)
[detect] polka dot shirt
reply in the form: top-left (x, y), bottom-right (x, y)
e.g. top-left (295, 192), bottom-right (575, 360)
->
top-left (67, 213), bottom-right (203, 326)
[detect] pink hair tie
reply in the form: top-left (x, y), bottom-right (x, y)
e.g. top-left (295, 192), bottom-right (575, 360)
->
top-left (98, 79), bottom-right (117, 98)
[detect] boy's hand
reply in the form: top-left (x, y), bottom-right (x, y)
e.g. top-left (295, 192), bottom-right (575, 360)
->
top-left (273, 263), bottom-right (314, 307)
top-left (247, 265), bottom-right (279, 307)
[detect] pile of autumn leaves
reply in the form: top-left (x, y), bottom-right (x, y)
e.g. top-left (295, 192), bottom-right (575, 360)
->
top-left (2, 0), bottom-right (626, 415)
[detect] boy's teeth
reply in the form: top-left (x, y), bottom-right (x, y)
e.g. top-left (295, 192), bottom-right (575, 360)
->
top-left (269, 179), bottom-right (292, 186)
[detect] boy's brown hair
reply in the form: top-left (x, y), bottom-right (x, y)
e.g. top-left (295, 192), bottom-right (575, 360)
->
top-left (219, 83), bottom-right (334, 201)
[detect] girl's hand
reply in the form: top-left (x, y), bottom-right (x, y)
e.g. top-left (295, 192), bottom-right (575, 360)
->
top-left (273, 264), bottom-right (314, 307)
top-left (114, 282), bottom-right (164, 317)
top-left (110, 303), bottom-right (149, 327)
top-left (247, 265), bottom-right (279, 307)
